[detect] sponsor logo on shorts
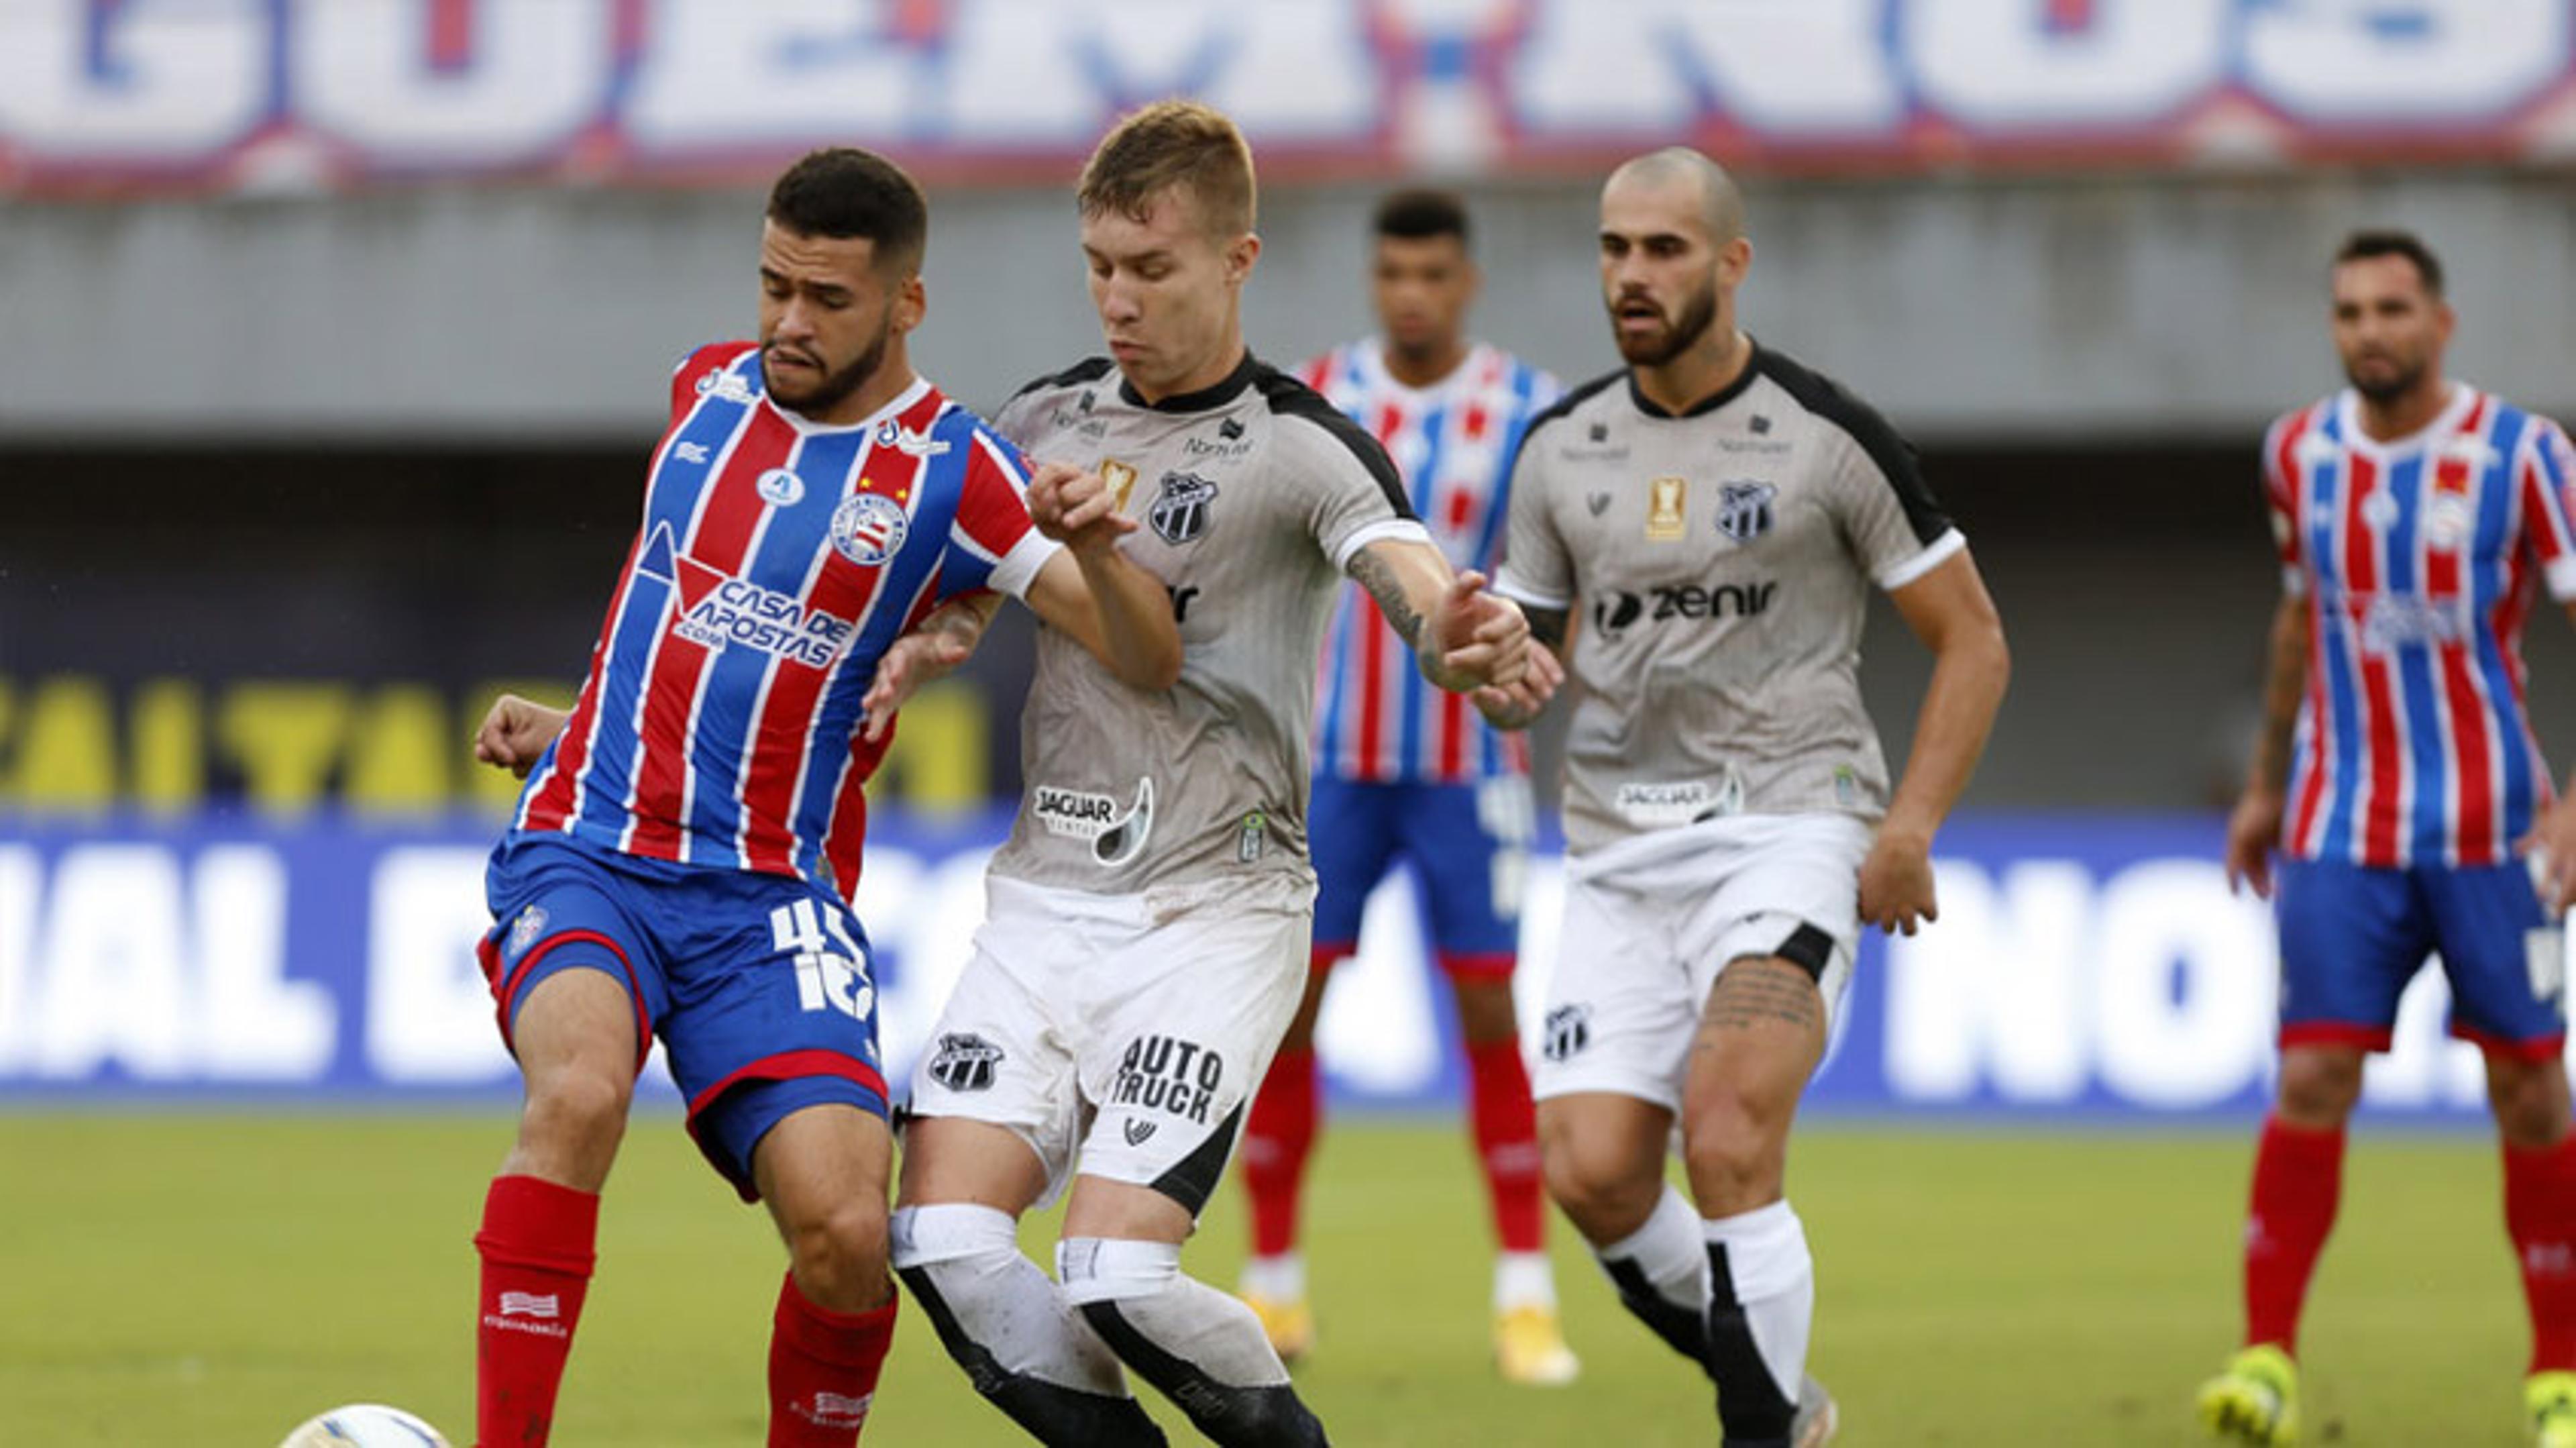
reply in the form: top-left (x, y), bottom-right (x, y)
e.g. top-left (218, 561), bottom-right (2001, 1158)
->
top-left (1542, 1004), bottom-right (1591, 1062)
top-left (1716, 480), bottom-right (1776, 543)
top-left (1031, 778), bottom-right (1155, 867)
top-left (1123, 1119), bottom-right (1158, 1146)
top-left (1615, 774), bottom-right (1741, 827)
top-left (1149, 472), bottom-right (1219, 544)
top-left (926, 1033), bottom-right (1004, 1093)
top-left (1110, 1034), bottom-right (1224, 1125)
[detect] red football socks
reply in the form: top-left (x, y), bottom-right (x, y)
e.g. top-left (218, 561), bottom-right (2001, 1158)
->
top-left (1243, 1045), bottom-right (1320, 1258)
top-left (474, 1174), bottom-right (600, 1448)
top-left (767, 1273), bottom-right (899, 1445)
top-left (1465, 1036), bottom-right (1545, 1254)
top-left (2242, 1115), bottom-right (2345, 1355)
top-left (2506, 1135), bottom-right (2576, 1374)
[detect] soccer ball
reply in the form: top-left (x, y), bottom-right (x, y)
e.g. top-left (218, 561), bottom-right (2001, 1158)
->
top-left (276, 1404), bottom-right (451, 1447)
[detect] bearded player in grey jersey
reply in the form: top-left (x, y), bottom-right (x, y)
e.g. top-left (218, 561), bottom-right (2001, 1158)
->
top-left (1481, 149), bottom-right (2009, 1447)
top-left (885, 101), bottom-right (1540, 1448)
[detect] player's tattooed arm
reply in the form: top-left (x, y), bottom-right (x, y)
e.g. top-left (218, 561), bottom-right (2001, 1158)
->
top-left (1476, 605), bottom-right (1569, 731)
top-left (1350, 537), bottom-right (1535, 696)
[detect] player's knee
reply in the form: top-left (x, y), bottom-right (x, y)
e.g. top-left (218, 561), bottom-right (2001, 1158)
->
top-left (2487, 1057), bottom-right (2573, 1147)
top-left (1680, 1106), bottom-right (1786, 1211)
top-left (520, 1066), bottom-right (633, 1157)
top-left (787, 1194), bottom-right (892, 1307)
top-left (2275, 1049), bottom-right (2364, 1125)
top-left (1540, 1136), bottom-right (1659, 1239)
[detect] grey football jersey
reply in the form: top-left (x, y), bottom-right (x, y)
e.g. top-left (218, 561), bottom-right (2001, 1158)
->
top-left (989, 354), bottom-right (1426, 894)
top-left (1496, 344), bottom-right (1962, 856)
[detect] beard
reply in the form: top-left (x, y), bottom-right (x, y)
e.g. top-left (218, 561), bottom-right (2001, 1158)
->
top-left (1609, 279), bottom-right (1720, 368)
top-left (2344, 351), bottom-right (2426, 405)
top-left (765, 321), bottom-right (891, 419)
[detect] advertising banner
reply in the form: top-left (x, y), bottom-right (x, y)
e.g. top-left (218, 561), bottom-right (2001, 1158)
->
top-left (0, 810), bottom-right (2547, 1121)
top-left (4, 1), bottom-right (2571, 196)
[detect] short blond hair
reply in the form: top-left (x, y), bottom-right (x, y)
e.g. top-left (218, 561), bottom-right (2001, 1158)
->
top-left (1077, 99), bottom-right (1256, 238)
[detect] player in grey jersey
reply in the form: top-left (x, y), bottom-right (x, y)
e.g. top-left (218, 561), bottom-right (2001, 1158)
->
top-left (1481, 149), bottom-right (2009, 1447)
top-left (885, 101), bottom-right (1539, 1448)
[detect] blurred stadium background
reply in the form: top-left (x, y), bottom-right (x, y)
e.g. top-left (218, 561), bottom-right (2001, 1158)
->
top-left (5, 1), bottom-right (2576, 1441)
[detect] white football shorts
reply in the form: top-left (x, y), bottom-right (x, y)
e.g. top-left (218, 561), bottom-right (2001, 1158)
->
top-left (906, 872), bottom-right (1313, 1214)
top-left (1531, 813), bottom-right (1872, 1110)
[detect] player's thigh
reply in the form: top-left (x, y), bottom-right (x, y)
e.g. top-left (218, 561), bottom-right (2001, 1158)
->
top-left (1530, 858), bottom-right (1694, 1115)
top-left (1401, 776), bottom-right (1534, 975)
top-left (755, 1103), bottom-right (895, 1248)
top-left (1072, 898), bottom-right (1312, 1221)
top-left (2424, 860), bottom-right (2566, 1053)
top-left (897, 1116), bottom-right (1052, 1216)
top-left (1309, 776), bottom-right (1401, 955)
top-left (659, 874), bottom-right (892, 1203)
top-left (1682, 958), bottom-right (1828, 1138)
top-left (2273, 858), bottom-right (2436, 1051)
top-left (904, 878), bottom-right (1089, 1204)
top-left (480, 841), bottom-right (671, 1087)
top-left (1678, 815), bottom-right (1872, 1043)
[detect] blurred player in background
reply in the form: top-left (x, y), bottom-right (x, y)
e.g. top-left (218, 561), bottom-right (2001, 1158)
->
top-left (1484, 148), bottom-right (2009, 1448)
top-left (888, 102), bottom-right (1538, 1448)
top-left (462, 147), bottom-right (1179, 1447)
top-left (1230, 187), bottom-right (1576, 1384)
top-left (2198, 230), bottom-right (2576, 1448)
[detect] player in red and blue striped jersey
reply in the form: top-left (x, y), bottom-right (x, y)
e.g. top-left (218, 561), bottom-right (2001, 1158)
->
top-left (1234, 190), bottom-right (1577, 1385)
top-left (2202, 231), bottom-right (2576, 1448)
top-left (462, 148), bottom-right (1178, 1448)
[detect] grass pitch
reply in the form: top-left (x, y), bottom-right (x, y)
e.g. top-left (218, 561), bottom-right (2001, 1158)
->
top-left (0, 1114), bottom-right (2534, 1444)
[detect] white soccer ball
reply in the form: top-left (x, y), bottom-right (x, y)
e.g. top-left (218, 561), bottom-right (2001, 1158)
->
top-left (276, 1404), bottom-right (452, 1447)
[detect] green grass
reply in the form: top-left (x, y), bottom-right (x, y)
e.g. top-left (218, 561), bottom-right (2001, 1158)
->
top-left (0, 1114), bottom-right (2537, 1444)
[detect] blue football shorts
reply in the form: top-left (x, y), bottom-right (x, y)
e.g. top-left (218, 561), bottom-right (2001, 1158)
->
top-left (2274, 856), bottom-right (2565, 1059)
top-left (478, 835), bottom-right (888, 1199)
top-left (1309, 774), bottom-right (1534, 975)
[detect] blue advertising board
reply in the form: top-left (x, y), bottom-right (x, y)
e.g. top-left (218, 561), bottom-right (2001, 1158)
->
top-left (0, 811), bottom-right (2549, 1121)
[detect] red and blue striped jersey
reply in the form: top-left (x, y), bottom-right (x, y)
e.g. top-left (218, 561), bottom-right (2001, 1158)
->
top-left (511, 341), bottom-right (1057, 897)
top-left (2268, 384), bottom-right (2576, 868)
top-left (1301, 340), bottom-right (1559, 783)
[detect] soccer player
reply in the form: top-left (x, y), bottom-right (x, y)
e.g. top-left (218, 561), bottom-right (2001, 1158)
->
top-left (1481, 148), bottom-right (2010, 1448)
top-left (1230, 187), bottom-right (1575, 1384)
top-left (460, 147), bottom-right (1180, 1448)
top-left (2196, 230), bottom-right (2576, 1448)
top-left (887, 102), bottom-right (1538, 1448)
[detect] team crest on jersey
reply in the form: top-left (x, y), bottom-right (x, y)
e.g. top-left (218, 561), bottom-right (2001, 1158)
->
top-left (755, 468), bottom-right (805, 507)
top-left (1646, 476), bottom-right (1688, 541)
top-left (1149, 472), bottom-right (1219, 545)
top-left (1716, 480), bottom-right (1776, 544)
top-left (831, 493), bottom-right (910, 566)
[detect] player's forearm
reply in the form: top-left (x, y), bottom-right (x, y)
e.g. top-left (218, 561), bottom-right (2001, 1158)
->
top-left (2244, 594), bottom-right (2310, 798)
top-left (1073, 547), bottom-right (1184, 691)
top-left (1881, 618), bottom-right (2010, 843)
top-left (918, 592), bottom-right (1001, 663)
top-left (1348, 544), bottom-right (1481, 693)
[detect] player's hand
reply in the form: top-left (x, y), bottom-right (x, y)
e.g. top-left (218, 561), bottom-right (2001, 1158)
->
top-left (2224, 786), bottom-right (2286, 899)
top-left (1429, 570), bottom-right (1531, 688)
top-left (472, 694), bottom-right (568, 779)
top-left (1474, 644), bottom-right (1562, 731)
top-left (859, 621), bottom-right (977, 743)
top-left (1028, 460), bottom-right (1139, 557)
top-left (2518, 794), bottom-right (2576, 916)
top-left (1858, 825), bottom-right (1937, 936)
